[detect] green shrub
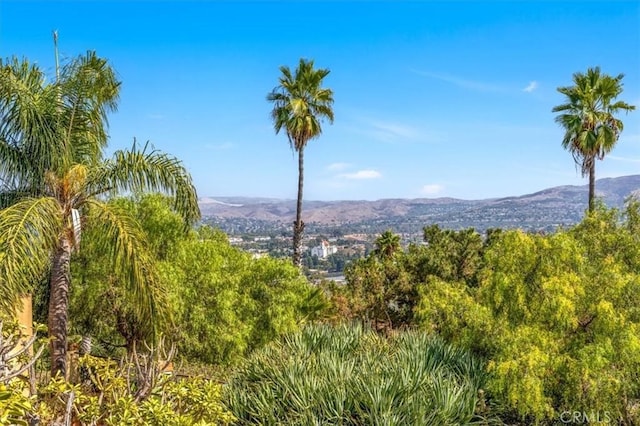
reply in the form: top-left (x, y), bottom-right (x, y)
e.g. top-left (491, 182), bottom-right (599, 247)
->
top-left (36, 355), bottom-right (235, 425)
top-left (225, 323), bottom-right (493, 425)
top-left (416, 204), bottom-right (640, 424)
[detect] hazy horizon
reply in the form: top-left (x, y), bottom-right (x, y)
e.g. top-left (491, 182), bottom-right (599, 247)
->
top-left (199, 173), bottom-right (640, 203)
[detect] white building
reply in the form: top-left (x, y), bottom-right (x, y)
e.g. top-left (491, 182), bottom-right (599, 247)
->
top-left (310, 240), bottom-right (338, 259)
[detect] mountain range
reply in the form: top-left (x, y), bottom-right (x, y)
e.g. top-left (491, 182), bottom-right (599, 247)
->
top-left (199, 175), bottom-right (640, 233)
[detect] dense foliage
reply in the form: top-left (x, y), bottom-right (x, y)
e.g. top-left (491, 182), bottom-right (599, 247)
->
top-left (69, 194), bottom-right (327, 365)
top-left (334, 202), bottom-right (640, 424)
top-left (225, 323), bottom-right (492, 425)
top-left (418, 203), bottom-right (640, 423)
top-left (2, 48), bottom-right (638, 426)
top-left (162, 226), bottom-right (326, 365)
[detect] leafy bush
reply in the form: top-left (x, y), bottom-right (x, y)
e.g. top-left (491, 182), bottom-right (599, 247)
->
top-left (0, 383), bottom-right (32, 426)
top-left (35, 355), bottom-right (235, 425)
top-left (0, 318), bottom-right (44, 426)
top-left (69, 195), bottom-right (328, 365)
top-left (416, 204), bottom-right (640, 424)
top-left (225, 323), bottom-right (493, 425)
top-left (164, 226), bottom-right (328, 365)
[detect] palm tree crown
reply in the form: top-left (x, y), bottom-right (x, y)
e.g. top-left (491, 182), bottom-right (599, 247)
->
top-left (267, 58), bottom-right (334, 152)
top-left (374, 230), bottom-right (401, 259)
top-left (0, 52), bottom-right (120, 207)
top-left (552, 67), bottom-right (635, 211)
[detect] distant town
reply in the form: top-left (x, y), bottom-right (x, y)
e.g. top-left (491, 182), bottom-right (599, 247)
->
top-left (201, 174), bottom-right (640, 279)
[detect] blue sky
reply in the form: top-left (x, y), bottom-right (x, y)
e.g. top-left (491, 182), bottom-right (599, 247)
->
top-left (1, 1), bottom-right (639, 201)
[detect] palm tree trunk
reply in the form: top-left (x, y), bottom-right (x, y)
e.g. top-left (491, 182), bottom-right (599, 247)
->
top-left (48, 235), bottom-right (72, 378)
top-left (292, 148), bottom-right (305, 267)
top-left (588, 159), bottom-right (596, 212)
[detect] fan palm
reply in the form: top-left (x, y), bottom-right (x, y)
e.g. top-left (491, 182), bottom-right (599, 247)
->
top-left (0, 53), bottom-right (199, 377)
top-left (374, 229), bottom-right (401, 259)
top-left (552, 67), bottom-right (635, 212)
top-left (267, 59), bottom-right (334, 267)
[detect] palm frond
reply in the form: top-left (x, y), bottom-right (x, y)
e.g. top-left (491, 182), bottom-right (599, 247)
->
top-left (57, 51), bottom-right (121, 166)
top-left (83, 199), bottom-right (166, 331)
top-left (0, 187), bottom-right (37, 209)
top-left (0, 197), bottom-right (63, 314)
top-left (87, 140), bottom-right (200, 226)
top-left (0, 57), bottom-right (63, 189)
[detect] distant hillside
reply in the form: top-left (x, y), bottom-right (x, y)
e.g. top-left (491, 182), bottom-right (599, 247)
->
top-left (199, 175), bottom-right (640, 233)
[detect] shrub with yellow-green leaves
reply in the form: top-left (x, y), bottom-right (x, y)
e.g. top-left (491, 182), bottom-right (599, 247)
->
top-left (34, 355), bottom-right (235, 426)
top-left (416, 203), bottom-right (640, 424)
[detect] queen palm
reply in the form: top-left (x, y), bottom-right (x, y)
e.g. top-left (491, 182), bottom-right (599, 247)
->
top-left (267, 59), bottom-right (334, 267)
top-left (0, 53), bottom-right (199, 377)
top-left (552, 67), bottom-right (635, 212)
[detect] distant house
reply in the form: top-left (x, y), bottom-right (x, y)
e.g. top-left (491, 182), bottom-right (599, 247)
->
top-left (310, 240), bottom-right (338, 259)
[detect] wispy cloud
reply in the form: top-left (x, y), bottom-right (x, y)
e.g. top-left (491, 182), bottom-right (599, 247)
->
top-left (421, 184), bottom-right (444, 196)
top-left (327, 162), bottom-right (352, 171)
top-left (370, 121), bottom-right (418, 140)
top-left (204, 142), bottom-right (234, 150)
top-left (350, 118), bottom-right (422, 143)
top-left (339, 170), bottom-right (382, 180)
top-left (147, 113), bottom-right (165, 120)
top-left (523, 81), bottom-right (539, 93)
top-left (619, 132), bottom-right (640, 144)
top-left (410, 69), bottom-right (506, 93)
top-left (608, 155), bottom-right (640, 164)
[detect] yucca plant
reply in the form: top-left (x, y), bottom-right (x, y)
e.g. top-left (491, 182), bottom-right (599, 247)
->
top-left (225, 323), bottom-right (496, 425)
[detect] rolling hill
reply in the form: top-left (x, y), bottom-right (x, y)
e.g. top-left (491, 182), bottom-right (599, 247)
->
top-left (199, 175), bottom-right (640, 233)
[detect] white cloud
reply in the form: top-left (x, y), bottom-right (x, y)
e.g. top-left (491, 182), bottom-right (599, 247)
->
top-left (421, 184), bottom-right (444, 196)
top-left (523, 81), bottom-right (538, 93)
top-left (340, 170), bottom-right (382, 180)
top-left (327, 162), bottom-right (351, 171)
top-left (147, 113), bottom-right (165, 120)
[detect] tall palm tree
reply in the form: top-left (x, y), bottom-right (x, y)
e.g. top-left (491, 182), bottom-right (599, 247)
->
top-left (267, 59), bottom-right (334, 267)
top-left (0, 53), bottom-right (199, 377)
top-left (552, 67), bottom-right (635, 212)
